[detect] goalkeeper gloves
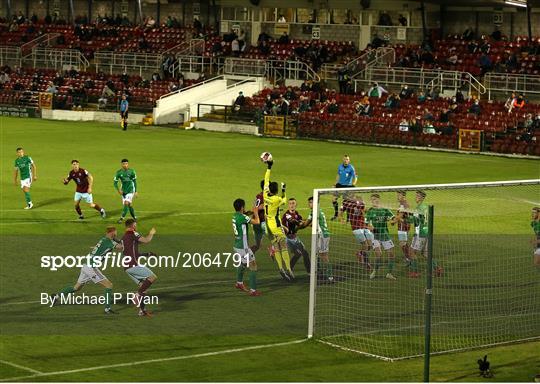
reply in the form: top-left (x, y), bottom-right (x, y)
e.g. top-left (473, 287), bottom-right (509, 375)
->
top-left (267, 160), bottom-right (273, 169)
top-left (281, 182), bottom-right (286, 193)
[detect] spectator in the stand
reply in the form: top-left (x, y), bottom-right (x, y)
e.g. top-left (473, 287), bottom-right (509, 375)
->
top-left (439, 108), bottom-right (451, 123)
top-left (258, 32), bottom-right (271, 43)
top-left (423, 122), bottom-right (437, 134)
top-left (193, 17), bottom-right (202, 33)
top-left (300, 80), bottom-right (310, 92)
top-left (68, 66), bottom-right (78, 78)
top-left (30, 13), bottom-right (38, 24)
top-left (455, 89), bottom-right (465, 103)
top-left (17, 11), bottom-right (26, 24)
top-left (512, 94), bottom-right (525, 110)
top-left (0, 71), bottom-right (10, 86)
top-left (121, 71), bottom-right (129, 85)
top-left (399, 84), bottom-right (412, 99)
top-left (151, 72), bottom-right (161, 81)
top-left (46, 82), bottom-right (58, 94)
top-left (398, 14), bottom-right (407, 26)
top-left (298, 95), bottom-right (310, 112)
top-left (427, 86), bottom-right (439, 100)
top-left (468, 99), bottom-right (482, 115)
top-left (337, 67), bottom-right (350, 94)
top-left (83, 77), bottom-right (94, 90)
top-left (237, 30), bottom-right (246, 52)
top-left (399, 118), bottom-right (410, 132)
top-left (368, 82), bottom-right (387, 98)
top-left (231, 38), bottom-right (240, 56)
top-left (384, 93), bottom-right (400, 109)
top-left (168, 82), bottom-right (179, 93)
top-left (279, 97), bottom-right (290, 115)
top-left (278, 14), bottom-right (287, 23)
top-left (44, 14), bottom-right (52, 24)
top-left (462, 28), bottom-right (475, 41)
top-left (327, 99), bottom-right (339, 114)
top-left (491, 28), bottom-right (502, 41)
top-left (233, 91), bottom-right (245, 112)
top-left (278, 32), bottom-right (290, 44)
top-left (479, 53), bottom-right (492, 75)
top-left (284, 87), bottom-right (296, 100)
top-left (410, 116), bottom-right (422, 133)
top-left (98, 84), bottom-right (115, 109)
top-left (358, 97), bottom-right (371, 116)
top-left (258, 40), bottom-right (270, 55)
top-left (423, 108), bottom-right (434, 121)
top-left (446, 49), bottom-right (458, 66)
top-left (378, 11), bottom-right (392, 26)
top-left (417, 90), bottom-right (427, 103)
top-left (504, 92), bottom-right (516, 113)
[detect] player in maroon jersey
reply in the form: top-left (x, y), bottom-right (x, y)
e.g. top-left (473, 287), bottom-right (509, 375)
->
top-left (395, 190), bottom-right (411, 264)
top-left (281, 198), bottom-right (310, 274)
top-left (122, 219), bottom-right (157, 316)
top-left (63, 160), bottom-right (106, 220)
top-left (251, 179), bottom-right (276, 259)
top-left (339, 192), bottom-right (372, 270)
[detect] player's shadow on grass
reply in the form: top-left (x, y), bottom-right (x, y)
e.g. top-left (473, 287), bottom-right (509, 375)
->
top-left (36, 197), bottom-right (66, 208)
top-left (139, 210), bottom-right (181, 221)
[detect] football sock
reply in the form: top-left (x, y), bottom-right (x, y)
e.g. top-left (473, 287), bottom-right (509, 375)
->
top-left (332, 201), bottom-right (338, 216)
top-left (410, 259), bottom-right (418, 272)
top-left (236, 264), bottom-right (246, 282)
top-left (104, 288), bottom-right (112, 309)
top-left (431, 259), bottom-right (439, 271)
top-left (281, 248), bottom-right (292, 272)
top-left (121, 205), bottom-right (129, 217)
top-left (374, 257), bottom-right (381, 271)
top-left (323, 261), bottom-right (333, 278)
top-left (75, 205), bottom-right (82, 215)
top-left (273, 243), bottom-right (284, 269)
top-left (138, 279), bottom-right (153, 295)
top-left (60, 285), bottom-right (76, 295)
top-left (24, 191), bottom-right (31, 204)
top-left (129, 206), bottom-right (136, 218)
top-left (290, 252), bottom-right (300, 269)
top-left (386, 260), bottom-right (395, 273)
top-left (93, 204), bottom-right (102, 212)
top-left (302, 249), bottom-right (311, 272)
top-left (249, 270), bottom-right (257, 290)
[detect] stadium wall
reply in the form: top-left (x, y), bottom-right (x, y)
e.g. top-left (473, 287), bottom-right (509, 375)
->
top-left (193, 120), bottom-right (258, 135)
top-left (41, 109), bottom-right (145, 124)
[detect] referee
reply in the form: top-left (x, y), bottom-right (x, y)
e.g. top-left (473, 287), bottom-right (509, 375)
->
top-left (119, 94), bottom-right (129, 131)
top-left (331, 154), bottom-right (358, 220)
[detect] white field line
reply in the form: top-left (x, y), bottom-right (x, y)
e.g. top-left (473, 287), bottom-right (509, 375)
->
top-left (1, 279), bottom-right (233, 306)
top-left (0, 360), bottom-right (43, 374)
top-left (0, 339), bottom-right (306, 382)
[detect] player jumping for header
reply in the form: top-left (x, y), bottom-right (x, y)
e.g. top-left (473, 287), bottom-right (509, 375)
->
top-left (13, 147), bottom-right (36, 209)
top-left (114, 158), bottom-right (137, 223)
top-left (63, 160), bottom-right (106, 220)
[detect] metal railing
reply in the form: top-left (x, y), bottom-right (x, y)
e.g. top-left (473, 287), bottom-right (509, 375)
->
top-left (356, 67), bottom-right (486, 96)
top-left (28, 48), bottom-right (89, 71)
top-left (484, 73), bottom-right (540, 99)
top-left (94, 52), bottom-right (162, 75)
top-left (21, 33), bottom-right (60, 57)
top-left (166, 38), bottom-right (206, 56)
top-left (223, 58), bottom-right (320, 83)
top-left (323, 47), bottom-right (395, 80)
top-left (0, 46), bottom-right (22, 66)
top-left (169, 55), bottom-right (219, 77)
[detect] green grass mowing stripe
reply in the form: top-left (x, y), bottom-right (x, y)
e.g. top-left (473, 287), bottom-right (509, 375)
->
top-left (0, 339), bottom-right (307, 382)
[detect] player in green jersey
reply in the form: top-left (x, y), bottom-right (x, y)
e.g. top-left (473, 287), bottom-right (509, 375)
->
top-left (51, 226), bottom-right (123, 314)
top-left (409, 190), bottom-right (443, 278)
top-left (13, 147), bottom-right (36, 209)
top-left (365, 194), bottom-right (397, 280)
top-left (233, 198), bottom-right (261, 296)
top-left (305, 196), bottom-right (333, 283)
top-left (531, 207), bottom-right (540, 267)
top-left (114, 158), bottom-right (138, 223)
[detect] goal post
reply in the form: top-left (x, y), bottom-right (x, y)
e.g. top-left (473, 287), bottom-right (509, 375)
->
top-left (307, 179), bottom-right (540, 362)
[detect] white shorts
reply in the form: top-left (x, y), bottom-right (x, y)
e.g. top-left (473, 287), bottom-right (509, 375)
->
top-left (74, 192), bottom-right (93, 204)
top-left (77, 265), bottom-right (107, 285)
top-left (534, 248), bottom-right (540, 257)
top-left (318, 236), bottom-right (330, 254)
top-left (372, 239), bottom-right (395, 251)
top-left (411, 235), bottom-right (427, 251)
top-left (125, 265), bottom-right (155, 284)
top-left (20, 178), bottom-right (31, 189)
top-left (353, 228), bottom-right (373, 243)
top-left (122, 193), bottom-right (134, 204)
top-left (234, 247), bottom-right (255, 264)
top-left (398, 231), bottom-right (409, 242)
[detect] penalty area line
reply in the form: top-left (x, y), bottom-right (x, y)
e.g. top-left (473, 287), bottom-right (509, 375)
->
top-left (0, 339), bottom-right (307, 382)
top-left (0, 359), bottom-right (43, 374)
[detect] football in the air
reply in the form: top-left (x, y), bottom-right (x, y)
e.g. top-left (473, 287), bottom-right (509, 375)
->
top-left (260, 152), bottom-right (273, 163)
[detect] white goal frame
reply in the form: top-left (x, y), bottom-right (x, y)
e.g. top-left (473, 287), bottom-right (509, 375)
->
top-left (307, 179), bottom-right (540, 359)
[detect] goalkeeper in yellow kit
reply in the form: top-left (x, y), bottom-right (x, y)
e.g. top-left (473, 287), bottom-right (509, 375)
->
top-left (263, 159), bottom-right (294, 281)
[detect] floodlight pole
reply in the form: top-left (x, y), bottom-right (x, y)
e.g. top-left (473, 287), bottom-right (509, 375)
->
top-left (423, 205), bottom-right (434, 383)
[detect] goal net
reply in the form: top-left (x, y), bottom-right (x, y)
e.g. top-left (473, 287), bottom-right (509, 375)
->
top-left (307, 180), bottom-right (540, 360)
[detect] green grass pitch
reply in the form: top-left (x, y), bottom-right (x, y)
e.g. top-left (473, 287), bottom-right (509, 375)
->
top-left (0, 117), bottom-right (539, 382)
